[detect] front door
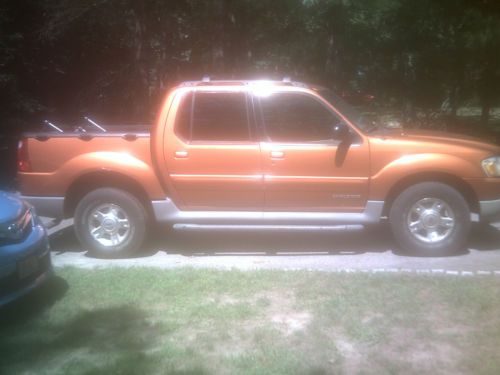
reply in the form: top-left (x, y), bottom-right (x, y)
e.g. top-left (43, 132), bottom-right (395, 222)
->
top-left (257, 91), bottom-right (370, 212)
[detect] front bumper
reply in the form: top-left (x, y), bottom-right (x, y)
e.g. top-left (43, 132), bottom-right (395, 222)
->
top-left (480, 199), bottom-right (500, 223)
top-left (0, 221), bottom-right (52, 307)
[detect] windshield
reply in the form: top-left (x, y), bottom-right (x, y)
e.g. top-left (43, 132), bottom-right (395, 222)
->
top-left (316, 88), bottom-right (375, 132)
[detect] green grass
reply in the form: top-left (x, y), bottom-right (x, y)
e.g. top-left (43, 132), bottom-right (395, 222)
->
top-left (1, 268), bottom-right (500, 375)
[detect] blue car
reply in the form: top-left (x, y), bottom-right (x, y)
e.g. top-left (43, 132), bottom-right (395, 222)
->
top-left (0, 191), bottom-right (52, 306)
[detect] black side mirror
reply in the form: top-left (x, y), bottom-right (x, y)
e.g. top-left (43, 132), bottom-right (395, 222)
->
top-left (332, 122), bottom-right (350, 141)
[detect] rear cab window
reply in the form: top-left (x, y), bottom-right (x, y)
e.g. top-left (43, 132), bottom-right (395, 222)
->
top-left (175, 90), bottom-right (252, 142)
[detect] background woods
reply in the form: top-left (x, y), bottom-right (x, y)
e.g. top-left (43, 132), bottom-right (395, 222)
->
top-left (0, 0), bottom-right (499, 134)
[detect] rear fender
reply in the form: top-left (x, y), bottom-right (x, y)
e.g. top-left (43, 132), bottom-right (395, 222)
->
top-left (19, 151), bottom-right (165, 199)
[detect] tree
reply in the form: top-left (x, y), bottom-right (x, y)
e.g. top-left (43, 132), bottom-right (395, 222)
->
top-left (0, 0), bottom-right (498, 131)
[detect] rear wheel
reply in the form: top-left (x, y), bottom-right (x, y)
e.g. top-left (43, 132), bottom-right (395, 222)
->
top-left (74, 188), bottom-right (147, 257)
top-left (389, 182), bottom-right (470, 255)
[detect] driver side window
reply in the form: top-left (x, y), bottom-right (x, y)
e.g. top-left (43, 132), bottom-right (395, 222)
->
top-left (259, 93), bottom-right (341, 142)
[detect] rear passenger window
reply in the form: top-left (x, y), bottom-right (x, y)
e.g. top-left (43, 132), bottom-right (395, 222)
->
top-left (193, 92), bottom-right (249, 141)
top-left (175, 91), bottom-right (250, 142)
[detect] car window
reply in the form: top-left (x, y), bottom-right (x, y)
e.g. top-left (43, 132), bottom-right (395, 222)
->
top-left (174, 92), bottom-right (193, 140)
top-left (259, 93), bottom-right (340, 142)
top-left (175, 91), bottom-right (250, 142)
top-left (193, 92), bottom-right (250, 141)
top-left (317, 88), bottom-right (373, 132)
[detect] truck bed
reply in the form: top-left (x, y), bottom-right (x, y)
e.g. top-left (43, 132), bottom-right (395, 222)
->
top-left (24, 124), bottom-right (151, 139)
top-left (18, 125), bottom-right (165, 201)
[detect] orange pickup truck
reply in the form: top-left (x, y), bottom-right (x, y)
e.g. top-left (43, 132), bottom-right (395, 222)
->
top-left (18, 79), bottom-right (500, 257)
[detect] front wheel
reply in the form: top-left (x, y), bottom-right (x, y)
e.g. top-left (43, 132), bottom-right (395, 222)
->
top-left (389, 182), bottom-right (470, 256)
top-left (74, 188), bottom-right (148, 257)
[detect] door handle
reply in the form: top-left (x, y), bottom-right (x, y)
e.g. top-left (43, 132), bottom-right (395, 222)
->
top-left (175, 150), bottom-right (189, 158)
top-left (270, 150), bottom-right (284, 159)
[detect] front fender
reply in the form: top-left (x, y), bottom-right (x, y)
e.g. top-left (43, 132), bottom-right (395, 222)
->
top-left (369, 153), bottom-right (482, 200)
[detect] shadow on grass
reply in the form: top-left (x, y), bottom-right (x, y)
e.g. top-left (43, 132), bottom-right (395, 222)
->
top-left (1, 303), bottom-right (207, 374)
top-left (51, 307), bottom-right (156, 351)
top-left (0, 275), bottom-right (68, 327)
top-left (48, 221), bottom-right (500, 259)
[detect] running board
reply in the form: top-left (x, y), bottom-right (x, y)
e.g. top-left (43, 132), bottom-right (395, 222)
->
top-left (173, 224), bottom-right (364, 231)
top-left (152, 199), bottom-right (384, 226)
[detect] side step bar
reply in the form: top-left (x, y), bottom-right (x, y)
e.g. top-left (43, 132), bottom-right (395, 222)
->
top-left (152, 198), bottom-right (385, 226)
top-left (173, 224), bottom-right (364, 231)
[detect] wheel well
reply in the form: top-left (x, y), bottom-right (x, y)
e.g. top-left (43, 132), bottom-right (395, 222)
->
top-left (64, 172), bottom-right (153, 219)
top-left (382, 173), bottom-right (479, 217)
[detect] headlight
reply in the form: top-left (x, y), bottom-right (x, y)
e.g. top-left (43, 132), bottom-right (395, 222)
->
top-left (0, 207), bottom-right (33, 241)
top-left (482, 156), bottom-right (500, 177)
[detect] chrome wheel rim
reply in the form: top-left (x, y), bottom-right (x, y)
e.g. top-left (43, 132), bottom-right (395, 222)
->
top-left (406, 197), bottom-right (455, 243)
top-left (88, 204), bottom-right (131, 247)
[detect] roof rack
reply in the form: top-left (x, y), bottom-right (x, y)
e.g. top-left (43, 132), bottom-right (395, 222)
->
top-left (178, 77), bottom-right (310, 89)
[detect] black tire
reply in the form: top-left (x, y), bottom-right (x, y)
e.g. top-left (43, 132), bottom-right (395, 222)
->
top-left (74, 188), bottom-right (147, 257)
top-left (389, 182), bottom-right (470, 256)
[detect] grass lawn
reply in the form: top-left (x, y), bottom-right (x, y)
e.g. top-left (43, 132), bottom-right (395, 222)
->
top-left (1, 268), bottom-right (500, 375)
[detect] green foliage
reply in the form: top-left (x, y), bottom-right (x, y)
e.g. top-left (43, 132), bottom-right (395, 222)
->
top-left (0, 0), bottom-right (499, 129)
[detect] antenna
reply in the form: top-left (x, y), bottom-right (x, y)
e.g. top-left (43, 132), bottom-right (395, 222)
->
top-left (84, 117), bottom-right (107, 132)
top-left (44, 120), bottom-right (64, 133)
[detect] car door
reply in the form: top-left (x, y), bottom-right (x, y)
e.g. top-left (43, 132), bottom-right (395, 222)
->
top-left (165, 88), bottom-right (263, 210)
top-left (257, 90), bottom-right (370, 212)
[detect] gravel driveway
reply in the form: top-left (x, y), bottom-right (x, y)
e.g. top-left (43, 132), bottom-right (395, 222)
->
top-left (46, 219), bottom-right (500, 275)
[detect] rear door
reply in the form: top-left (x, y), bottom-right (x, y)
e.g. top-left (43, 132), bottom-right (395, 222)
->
top-left (165, 88), bottom-right (263, 210)
top-left (256, 91), bottom-right (370, 211)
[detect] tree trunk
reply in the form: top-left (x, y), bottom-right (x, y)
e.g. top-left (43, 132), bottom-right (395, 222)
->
top-left (481, 99), bottom-right (491, 126)
top-left (130, 4), bottom-right (149, 118)
top-left (479, 63), bottom-right (493, 126)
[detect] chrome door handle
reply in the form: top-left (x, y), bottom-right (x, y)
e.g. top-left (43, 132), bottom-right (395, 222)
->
top-left (175, 150), bottom-right (189, 158)
top-left (270, 151), bottom-right (284, 159)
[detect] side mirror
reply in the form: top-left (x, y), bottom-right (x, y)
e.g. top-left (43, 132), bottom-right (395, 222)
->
top-left (332, 122), bottom-right (350, 141)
